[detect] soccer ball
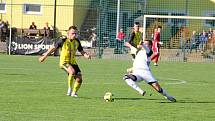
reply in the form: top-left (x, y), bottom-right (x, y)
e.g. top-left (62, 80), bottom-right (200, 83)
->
top-left (103, 92), bottom-right (114, 102)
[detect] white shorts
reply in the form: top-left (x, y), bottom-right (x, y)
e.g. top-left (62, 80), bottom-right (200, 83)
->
top-left (133, 69), bottom-right (157, 83)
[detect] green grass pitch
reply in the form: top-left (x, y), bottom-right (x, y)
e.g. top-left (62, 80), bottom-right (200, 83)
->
top-left (0, 55), bottom-right (215, 121)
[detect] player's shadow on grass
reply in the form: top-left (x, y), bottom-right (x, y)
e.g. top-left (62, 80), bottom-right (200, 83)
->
top-left (78, 97), bottom-right (165, 101)
top-left (115, 97), bottom-right (166, 101)
top-left (115, 98), bottom-right (215, 104)
top-left (160, 100), bottom-right (215, 104)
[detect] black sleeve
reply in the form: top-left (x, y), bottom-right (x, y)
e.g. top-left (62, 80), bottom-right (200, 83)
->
top-left (54, 38), bottom-right (65, 49)
top-left (77, 39), bottom-right (84, 52)
top-left (128, 32), bottom-right (136, 47)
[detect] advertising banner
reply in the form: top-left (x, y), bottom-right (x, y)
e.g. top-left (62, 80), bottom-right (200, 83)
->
top-left (10, 37), bottom-right (54, 55)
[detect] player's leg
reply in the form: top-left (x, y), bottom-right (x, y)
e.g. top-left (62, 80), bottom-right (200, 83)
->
top-left (154, 54), bottom-right (159, 66)
top-left (123, 74), bottom-right (145, 96)
top-left (151, 54), bottom-right (158, 65)
top-left (72, 75), bottom-right (82, 97)
top-left (151, 44), bottom-right (160, 66)
top-left (151, 42), bottom-right (156, 60)
top-left (151, 47), bottom-right (159, 66)
top-left (149, 82), bottom-right (176, 102)
top-left (71, 65), bottom-right (82, 97)
top-left (67, 73), bottom-right (74, 96)
top-left (151, 54), bottom-right (156, 60)
top-left (156, 47), bottom-right (160, 65)
top-left (61, 63), bottom-right (75, 96)
top-left (142, 70), bottom-right (176, 102)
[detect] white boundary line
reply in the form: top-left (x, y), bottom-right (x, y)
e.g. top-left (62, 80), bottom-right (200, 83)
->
top-left (157, 77), bottom-right (187, 85)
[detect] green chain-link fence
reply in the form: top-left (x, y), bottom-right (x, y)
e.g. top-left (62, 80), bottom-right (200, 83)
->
top-left (1, 0), bottom-right (215, 62)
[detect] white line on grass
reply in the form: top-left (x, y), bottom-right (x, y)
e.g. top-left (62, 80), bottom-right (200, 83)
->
top-left (157, 77), bottom-right (187, 85)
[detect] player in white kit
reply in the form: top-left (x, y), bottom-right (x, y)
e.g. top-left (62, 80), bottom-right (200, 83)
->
top-left (123, 39), bottom-right (176, 102)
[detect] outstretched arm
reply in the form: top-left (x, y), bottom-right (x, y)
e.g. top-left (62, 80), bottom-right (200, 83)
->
top-left (80, 50), bottom-right (91, 59)
top-left (77, 39), bottom-right (91, 59)
top-left (124, 41), bottom-right (132, 48)
top-left (125, 32), bottom-right (135, 48)
top-left (39, 47), bottom-right (56, 62)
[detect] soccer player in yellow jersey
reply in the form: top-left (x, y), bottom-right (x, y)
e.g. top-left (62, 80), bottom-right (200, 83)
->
top-left (39, 26), bottom-right (91, 97)
top-left (125, 22), bottom-right (142, 59)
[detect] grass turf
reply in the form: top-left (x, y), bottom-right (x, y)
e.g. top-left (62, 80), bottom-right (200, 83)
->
top-left (0, 55), bottom-right (215, 121)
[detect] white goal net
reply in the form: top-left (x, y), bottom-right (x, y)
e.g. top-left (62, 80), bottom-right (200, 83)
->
top-left (142, 15), bottom-right (215, 62)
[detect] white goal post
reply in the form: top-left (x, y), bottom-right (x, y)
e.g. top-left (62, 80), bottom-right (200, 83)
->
top-left (142, 14), bottom-right (215, 42)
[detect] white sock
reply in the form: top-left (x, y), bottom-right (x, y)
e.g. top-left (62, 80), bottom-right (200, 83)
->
top-left (125, 79), bottom-right (144, 95)
top-left (67, 88), bottom-right (72, 95)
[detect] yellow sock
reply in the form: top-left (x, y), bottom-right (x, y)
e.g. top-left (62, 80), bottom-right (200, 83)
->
top-left (68, 74), bottom-right (74, 89)
top-left (72, 81), bottom-right (81, 94)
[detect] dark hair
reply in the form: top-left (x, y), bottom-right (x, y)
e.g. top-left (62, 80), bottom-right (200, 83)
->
top-left (68, 26), bottom-right (77, 31)
top-left (144, 39), bottom-right (153, 46)
top-left (157, 25), bottom-right (162, 29)
top-left (134, 22), bottom-right (140, 25)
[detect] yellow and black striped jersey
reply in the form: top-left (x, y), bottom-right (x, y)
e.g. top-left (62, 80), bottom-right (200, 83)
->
top-left (54, 38), bottom-right (83, 66)
top-left (128, 31), bottom-right (142, 48)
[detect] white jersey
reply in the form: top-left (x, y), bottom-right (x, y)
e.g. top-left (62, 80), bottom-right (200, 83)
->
top-left (132, 45), bottom-right (157, 83)
top-left (133, 45), bottom-right (151, 70)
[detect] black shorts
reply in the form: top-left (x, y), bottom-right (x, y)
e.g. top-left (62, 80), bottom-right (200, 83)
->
top-left (61, 63), bottom-right (81, 75)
